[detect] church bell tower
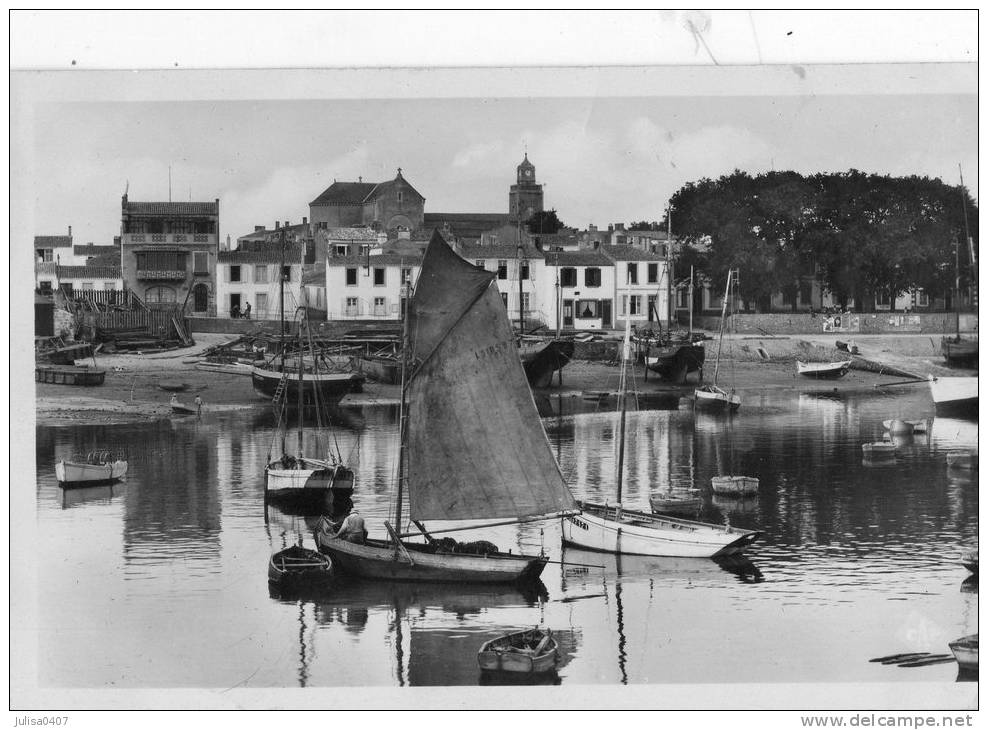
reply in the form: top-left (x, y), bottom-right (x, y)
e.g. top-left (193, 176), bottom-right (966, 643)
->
top-left (508, 153), bottom-right (544, 223)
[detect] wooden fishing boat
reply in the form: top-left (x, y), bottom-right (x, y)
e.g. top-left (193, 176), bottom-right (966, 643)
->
top-left (949, 634), bottom-right (978, 672)
top-left (477, 628), bottom-right (558, 674)
top-left (797, 360), bottom-right (851, 379)
top-left (946, 450), bottom-right (978, 470)
top-left (56, 451), bottom-right (128, 486)
top-left (928, 375), bottom-right (978, 420)
top-left (171, 403), bottom-right (197, 415)
top-left (961, 549), bottom-right (978, 574)
top-left (251, 365), bottom-right (363, 404)
top-left (519, 338), bottom-right (575, 388)
top-left (36, 364), bottom-right (105, 386)
top-left (318, 232), bottom-right (578, 583)
top-left (562, 320), bottom-right (762, 558)
top-left (694, 270), bottom-right (740, 412)
top-left (710, 475), bottom-right (759, 497)
top-left (644, 339), bottom-right (705, 384)
top-left (268, 544), bottom-right (333, 589)
top-left (942, 336), bottom-right (978, 367)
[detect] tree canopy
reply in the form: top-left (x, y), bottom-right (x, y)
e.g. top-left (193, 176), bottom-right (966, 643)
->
top-left (668, 170), bottom-right (977, 311)
top-left (525, 209), bottom-right (565, 234)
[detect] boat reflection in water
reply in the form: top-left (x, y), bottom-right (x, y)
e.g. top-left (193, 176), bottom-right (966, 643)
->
top-left (59, 482), bottom-right (127, 509)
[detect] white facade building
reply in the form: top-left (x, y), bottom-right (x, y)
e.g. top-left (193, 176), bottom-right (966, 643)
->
top-left (602, 244), bottom-right (671, 330)
top-left (326, 251), bottom-right (422, 321)
top-left (216, 241), bottom-right (303, 320)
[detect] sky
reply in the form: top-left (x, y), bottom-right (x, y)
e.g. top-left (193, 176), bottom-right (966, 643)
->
top-left (26, 88), bottom-right (978, 248)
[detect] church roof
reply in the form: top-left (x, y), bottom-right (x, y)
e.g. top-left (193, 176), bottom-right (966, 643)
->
top-left (518, 154), bottom-right (535, 171)
top-left (310, 181), bottom-right (378, 206)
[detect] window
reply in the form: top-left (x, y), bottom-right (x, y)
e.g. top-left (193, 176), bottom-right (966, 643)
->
top-left (374, 296), bottom-right (387, 316)
top-left (193, 251), bottom-right (209, 275)
top-left (192, 283), bottom-right (209, 312)
top-left (282, 265), bottom-right (292, 282)
top-left (627, 263), bottom-right (638, 285)
top-left (585, 268), bottom-right (601, 287)
top-left (475, 260), bottom-right (486, 269)
top-left (38, 249), bottom-right (53, 263)
top-left (562, 299), bottom-right (573, 326)
top-left (521, 292), bottom-right (531, 313)
top-left (799, 281), bottom-right (812, 305)
top-left (647, 294), bottom-right (657, 320)
top-left (230, 265), bottom-right (241, 283)
top-left (497, 260), bottom-right (508, 280)
top-left (373, 268), bottom-right (385, 286)
top-left (255, 293), bottom-right (268, 317)
top-left (359, 245), bottom-right (370, 256)
top-left (145, 285), bottom-right (176, 303)
top-left (335, 245), bottom-right (348, 256)
top-left (400, 267), bottom-right (411, 285)
top-left (876, 290), bottom-right (892, 308)
top-left (915, 290), bottom-right (929, 307)
top-left (104, 283), bottom-right (115, 291)
top-left (397, 191), bottom-right (403, 203)
top-left (520, 261), bottom-right (530, 280)
top-left (254, 264), bottom-right (268, 283)
top-left (137, 251), bottom-right (186, 272)
top-left (629, 295), bottom-right (642, 315)
top-left (39, 281), bottom-right (53, 294)
top-left (501, 292), bottom-right (508, 307)
top-left (345, 297), bottom-right (359, 316)
top-left (346, 268), bottom-right (357, 286)
top-left (577, 299), bottom-right (600, 319)
top-left (647, 263), bottom-right (659, 284)
top-left (677, 286), bottom-right (689, 309)
top-left (81, 282), bottom-right (94, 291)
top-left (560, 267), bottom-right (577, 287)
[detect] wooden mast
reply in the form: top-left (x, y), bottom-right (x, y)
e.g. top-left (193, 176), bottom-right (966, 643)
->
top-left (615, 320), bottom-right (631, 507)
top-left (393, 267), bottom-right (411, 553)
top-left (712, 270), bottom-right (732, 386)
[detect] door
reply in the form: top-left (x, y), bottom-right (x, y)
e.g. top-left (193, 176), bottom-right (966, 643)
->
top-left (601, 299), bottom-right (612, 328)
top-left (230, 293), bottom-right (241, 317)
top-left (562, 299), bottom-right (573, 327)
top-left (192, 284), bottom-right (209, 313)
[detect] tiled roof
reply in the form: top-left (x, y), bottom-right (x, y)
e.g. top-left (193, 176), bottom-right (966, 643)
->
top-left (600, 244), bottom-right (665, 262)
top-left (457, 242), bottom-right (544, 260)
top-left (74, 244), bottom-right (119, 257)
top-left (302, 263), bottom-right (326, 286)
top-left (553, 250), bottom-right (614, 267)
top-left (57, 265), bottom-right (121, 279)
top-left (86, 253), bottom-right (121, 268)
top-left (238, 223), bottom-right (310, 241)
top-left (322, 227), bottom-right (382, 241)
top-left (328, 251), bottom-right (423, 267)
top-left (35, 235), bottom-right (72, 248)
top-left (219, 241), bottom-right (303, 264)
top-left (370, 175), bottom-right (425, 202)
top-left (424, 213), bottom-right (513, 240)
top-left (123, 201), bottom-right (218, 216)
top-left (310, 181), bottom-right (378, 206)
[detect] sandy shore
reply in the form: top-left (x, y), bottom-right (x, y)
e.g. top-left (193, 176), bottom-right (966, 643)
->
top-left (34, 331), bottom-right (970, 427)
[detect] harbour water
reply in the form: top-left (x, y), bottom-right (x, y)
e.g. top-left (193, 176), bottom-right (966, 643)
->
top-left (33, 386), bottom-right (977, 691)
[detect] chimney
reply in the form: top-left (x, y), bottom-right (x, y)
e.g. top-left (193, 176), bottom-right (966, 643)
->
top-left (593, 241), bottom-right (600, 250)
top-left (589, 224), bottom-right (597, 232)
top-left (358, 176), bottom-right (362, 183)
top-left (285, 220), bottom-right (290, 228)
top-left (303, 217), bottom-right (308, 226)
top-left (254, 225), bottom-right (264, 232)
top-left (68, 225), bottom-right (72, 238)
top-left (275, 221), bottom-right (281, 230)
top-left (607, 225), bottom-right (613, 233)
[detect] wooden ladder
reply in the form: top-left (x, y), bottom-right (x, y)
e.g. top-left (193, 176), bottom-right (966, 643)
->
top-left (272, 372), bottom-right (289, 405)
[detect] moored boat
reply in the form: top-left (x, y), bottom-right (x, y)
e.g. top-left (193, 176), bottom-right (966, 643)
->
top-left (36, 364), bottom-right (106, 386)
top-left (352, 353), bottom-right (402, 384)
top-left (948, 634), bottom-right (978, 672)
top-left (694, 270), bottom-right (740, 412)
top-left (519, 338), bottom-right (575, 388)
top-left (649, 490), bottom-right (703, 516)
top-left (55, 451), bottom-right (128, 486)
top-left (317, 232), bottom-right (578, 583)
top-left (882, 419), bottom-right (927, 434)
top-left (928, 376), bottom-right (978, 420)
top-left (477, 628), bottom-right (558, 674)
top-left (251, 365), bottom-right (363, 405)
top-left (644, 339), bottom-right (705, 384)
top-left (797, 360), bottom-right (852, 379)
top-left (961, 549), bottom-right (978, 574)
top-left (268, 543), bottom-right (333, 590)
top-left (710, 475), bottom-right (759, 497)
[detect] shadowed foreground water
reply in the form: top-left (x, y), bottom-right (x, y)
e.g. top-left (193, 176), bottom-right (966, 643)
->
top-left (34, 385), bottom-right (977, 689)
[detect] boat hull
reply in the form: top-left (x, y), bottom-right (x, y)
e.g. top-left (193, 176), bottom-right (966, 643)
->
top-left (949, 635), bottom-right (978, 672)
top-left (264, 463), bottom-right (354, 507)
top-left (710, 476), bottom-right (759, 496)
top-left (477, 629), bottom-right (558, 674)
top-left (268, 545), bottom-right (333, 590)
top-left (520, 340), bottom-right (575, 389)
top-left (649, 494), bottom-right (703, 515)
top-left (942, 337), bottom-right (978, 367)
top-left (797, 360), bottom-right (851, 379)
top-left (561, 501), bottom-right (760, 558)
top-left (251, 366), bottom-right (363, 405)
top-left (694, 386), bottom-right (740, 412)
top-left (644, 344), bottom-right (705, 384)
top-left (316, 535), bottom-right (548, 584)
top-left (55, 460), bottom-right (128, 486)
top-left (36, 365), bottom-right (106, 386)
top-left (928, 376), bottom-right (978, 420)
top-left (352, 355), bottom-right (401, 385)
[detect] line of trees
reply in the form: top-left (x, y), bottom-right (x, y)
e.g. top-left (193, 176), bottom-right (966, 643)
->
top-left (664, 170), bottom-right (978, 312)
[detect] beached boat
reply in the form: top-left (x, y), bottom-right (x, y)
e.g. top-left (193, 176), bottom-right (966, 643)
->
top-left (561, 321), bottom-right (762, 558)
top-left (694, 270), bottom-right (740, 412)
top-left (519, 338), bottom-right (575, 388)
top-left (56, 451), bottom-right (128, 486)
top-left (268, 544), bottom-right (333, 590)
top-left (797, 360), bottom-right (851, 379)
top-left (251, 365), bottom-right (363, 404)
top-left (710, 475), bottom-right (759, 497)
top-left (477, 628), bottom-right (558, 675)
top-left (643, 336), bottom-right (705, 384)
top-left (36, 364), bottom-right (105, 386)
top-left (928, 376), bottom-right (978, 420)
top-left (317, 232), bottom-right (578, 583)
top-left (949, 634), bottom-right (978, 672)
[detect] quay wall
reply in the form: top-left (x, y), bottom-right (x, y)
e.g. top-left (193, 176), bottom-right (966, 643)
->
top-left (692, 312), bottom-right (978, 336)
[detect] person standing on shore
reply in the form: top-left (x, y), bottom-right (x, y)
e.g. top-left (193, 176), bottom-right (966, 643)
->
top-left (194, 394), bottom-right (203, 416)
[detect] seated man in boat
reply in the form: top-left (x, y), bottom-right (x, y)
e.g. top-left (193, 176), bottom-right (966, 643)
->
top-left (325, 509), bottom-right (367, 544)
top-left (170, 394), bottom-right (180, 408)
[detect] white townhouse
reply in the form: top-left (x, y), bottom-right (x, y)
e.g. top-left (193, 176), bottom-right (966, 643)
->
top-left (542, 249), bottom-right (616, 330)
top-left (601, 244), bottom-right (671, 330)
top-left (455, 242), bottom-right (549, 330)
top-left (326, 250), bottom-right (422, 321)
top-left (216, 240), bottom-right (304, 320)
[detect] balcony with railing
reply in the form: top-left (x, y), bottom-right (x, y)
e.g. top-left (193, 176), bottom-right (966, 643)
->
top-left (125, 233), bottom-right (212, 244)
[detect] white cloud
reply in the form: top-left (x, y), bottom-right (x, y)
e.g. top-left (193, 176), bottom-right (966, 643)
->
top-left (451, 141), bottom-right (505, 169)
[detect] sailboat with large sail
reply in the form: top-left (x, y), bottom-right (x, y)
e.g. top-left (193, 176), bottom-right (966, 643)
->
top-left (560, 320), bottom-right (761, 558)
top-left (694, 269), bottom-right (741, 412)
top-left (942, 164), bottom-right (978, 367)
top-left (317, 232), bottom-right (578, 583)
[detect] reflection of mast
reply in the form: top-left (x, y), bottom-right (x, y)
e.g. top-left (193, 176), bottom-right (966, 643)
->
top-left (614, 566), bottom-right (628, 685)
top-left (392, 600), bottom-right (406, 687)
top-left (296, 600), bottom-right (310, 688)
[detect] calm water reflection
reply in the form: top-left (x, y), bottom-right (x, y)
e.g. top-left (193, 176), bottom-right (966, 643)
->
top-left (34, 386), bottom-right (977, 688)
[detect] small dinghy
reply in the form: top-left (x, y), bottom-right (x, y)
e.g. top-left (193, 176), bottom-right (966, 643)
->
top-left (268, 544), bottom-right (333, 590)
top-left (56, 451), bottom-right (128, 486)
top-left (650, 490), bottom-right (703, 516)
top-left (961, 549), bottom-right (978, 574)
top-left (478, 628), bottom-right (558, 675)
top-left (797, 360), bottom-right (851, 379)
top-left (711, 475), bottom-right (759, 497)
top-left (949, 634), bottom-right (978, 673)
